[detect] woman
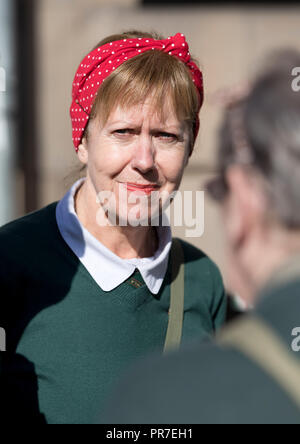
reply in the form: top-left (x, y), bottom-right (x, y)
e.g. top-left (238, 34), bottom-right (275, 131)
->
top-left (0, 30), bottom-right (227, 424)
top-left (102, 49), bottom-right (300, 424)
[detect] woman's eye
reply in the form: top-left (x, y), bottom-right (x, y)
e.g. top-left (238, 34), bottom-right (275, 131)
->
top-left (114, 129), bottom-right (132, 135)
top-left (158, 132), bottom-right (178, 141)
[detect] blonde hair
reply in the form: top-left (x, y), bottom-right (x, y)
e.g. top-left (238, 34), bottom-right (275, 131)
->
top-left (83, 30), bottom-right (200, 151)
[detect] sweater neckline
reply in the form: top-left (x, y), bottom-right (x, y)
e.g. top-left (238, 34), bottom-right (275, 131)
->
top-left (41, 201), bottom-right (173, 308)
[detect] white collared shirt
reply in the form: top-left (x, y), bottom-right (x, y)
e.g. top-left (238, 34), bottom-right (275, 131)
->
top-left (55, 179), bottom-right (172, 294)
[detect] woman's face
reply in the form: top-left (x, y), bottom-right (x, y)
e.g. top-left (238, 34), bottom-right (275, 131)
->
top-left (78, 95), bottom-right (191, 226)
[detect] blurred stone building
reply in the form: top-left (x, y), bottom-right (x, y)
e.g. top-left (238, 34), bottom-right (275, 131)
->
top-left (4, 0), bottom-right (300, 284)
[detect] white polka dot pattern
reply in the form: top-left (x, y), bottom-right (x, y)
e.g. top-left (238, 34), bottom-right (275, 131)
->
top-left (70, 33), bottom-right (203, 151)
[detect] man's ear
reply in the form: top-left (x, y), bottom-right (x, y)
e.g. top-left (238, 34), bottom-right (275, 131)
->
top-left (77, 137), bottom-right (88, 165)
top-left (224, 166), bottom-right (265, 250)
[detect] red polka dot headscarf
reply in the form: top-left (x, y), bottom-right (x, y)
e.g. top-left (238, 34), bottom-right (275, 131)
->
top-left (70, 33), bottom-right (204, 151)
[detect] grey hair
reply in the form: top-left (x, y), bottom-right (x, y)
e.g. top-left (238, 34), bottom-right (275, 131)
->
top-left (218, 49), bottom-right (300, 229)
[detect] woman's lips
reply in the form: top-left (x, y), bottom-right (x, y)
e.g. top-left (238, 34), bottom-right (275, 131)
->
top-left (125, 183), bottom-right (159, 195)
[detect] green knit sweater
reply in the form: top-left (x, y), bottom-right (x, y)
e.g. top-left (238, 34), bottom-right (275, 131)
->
top-left (0, 202), bottom-right (226, 424)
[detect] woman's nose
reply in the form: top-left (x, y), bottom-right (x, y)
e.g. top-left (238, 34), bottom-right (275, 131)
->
top-left (131, 135), bottom-right (155, 173)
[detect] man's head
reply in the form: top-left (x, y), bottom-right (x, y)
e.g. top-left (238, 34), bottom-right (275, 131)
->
top-left (207, 49), bottom-right (300, 304)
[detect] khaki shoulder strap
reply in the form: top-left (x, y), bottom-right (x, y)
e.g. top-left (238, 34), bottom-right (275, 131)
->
top-left (217, 316), bottom-right (300, 410)
top-left (163, 238), bottom-right (185, 354)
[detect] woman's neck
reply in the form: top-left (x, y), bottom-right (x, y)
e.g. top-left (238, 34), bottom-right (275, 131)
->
top-left (74, 179), bottom-right (159, 259)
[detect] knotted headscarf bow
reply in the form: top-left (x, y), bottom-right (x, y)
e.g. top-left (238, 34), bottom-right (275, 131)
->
top-left (70, 33), bottom-right (204, 151)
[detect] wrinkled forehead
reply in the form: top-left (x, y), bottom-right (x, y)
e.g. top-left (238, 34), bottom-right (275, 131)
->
top-left (112, 104), bottom-right (180, 126)
top-left (100, 93), bottom-right (186, 130)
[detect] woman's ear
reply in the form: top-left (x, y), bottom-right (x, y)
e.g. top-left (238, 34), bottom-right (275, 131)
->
top-left (77, 137), bottom-right (88, 165)
top-left (186, 139), bottom-right (195, 165)
top-left (185, 151), bottom-right (190, 167)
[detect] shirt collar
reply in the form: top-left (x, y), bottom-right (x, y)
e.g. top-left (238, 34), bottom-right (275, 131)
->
top-left (56, 178), bottom-right (172, 294)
